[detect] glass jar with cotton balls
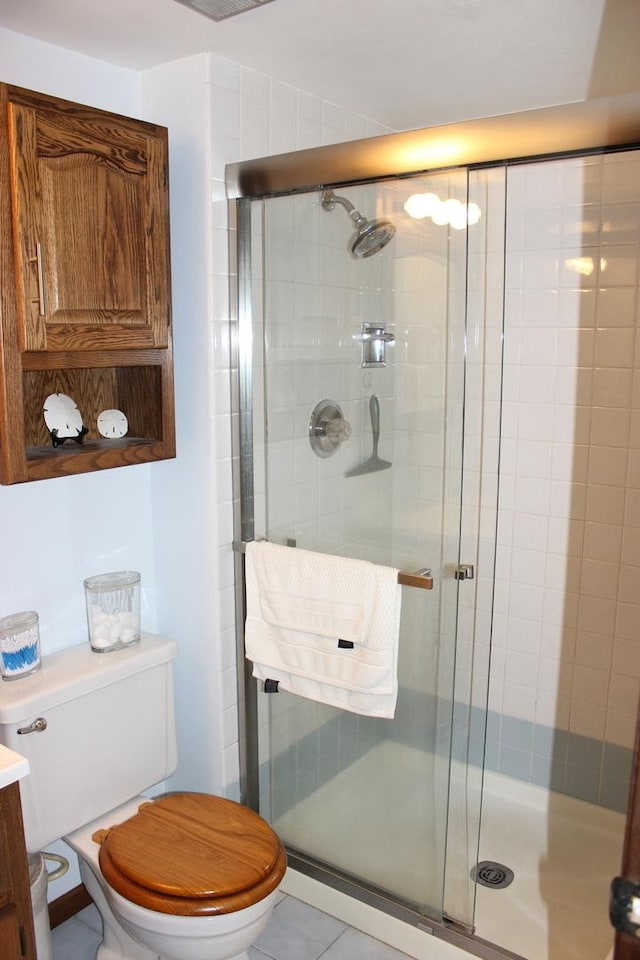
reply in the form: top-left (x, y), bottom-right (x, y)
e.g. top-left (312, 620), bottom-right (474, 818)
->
top-left (83, 571), bottom-right (141, 653)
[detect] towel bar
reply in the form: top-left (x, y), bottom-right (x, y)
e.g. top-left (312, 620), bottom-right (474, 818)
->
top-left (234, 541), bottom-right (433, 591)
top-left (397, 569), bottom-right (433, 590)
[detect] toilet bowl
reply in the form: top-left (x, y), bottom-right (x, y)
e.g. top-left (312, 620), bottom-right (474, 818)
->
top-left (0, 635), bottom-right (286, 960)
top-left (65, 792), bottom-right (287, 960)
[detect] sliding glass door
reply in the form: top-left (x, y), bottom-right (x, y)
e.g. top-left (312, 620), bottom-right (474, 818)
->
top-left (240, 168), bottom-right (504, 927)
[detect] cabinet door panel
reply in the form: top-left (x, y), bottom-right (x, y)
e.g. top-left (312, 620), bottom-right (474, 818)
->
top-left (46, 156), bottom-right (144, 315)
top-left (8, 101), bottom-right (170, 352)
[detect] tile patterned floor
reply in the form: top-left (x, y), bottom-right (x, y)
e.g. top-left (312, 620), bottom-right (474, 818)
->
top-left (51, 892), bottom-right (414, 960)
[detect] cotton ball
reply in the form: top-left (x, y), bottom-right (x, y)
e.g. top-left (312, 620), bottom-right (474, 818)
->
top-left (90, 605), bottom-right (108, 626)
top-left (91, 632), bottom-right (112, 650)
top-left (120, 627), bottom-right (136, 645)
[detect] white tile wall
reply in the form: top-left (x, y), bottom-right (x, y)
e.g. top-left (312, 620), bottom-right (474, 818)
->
top-left (250, 176), bottom-right (441, 771)
top-left (248, 164), bottom-right (506, 792)
top-left (491, 152), bottom-right (640, 749)
top-left (206, 55), bottom-right (392, 789)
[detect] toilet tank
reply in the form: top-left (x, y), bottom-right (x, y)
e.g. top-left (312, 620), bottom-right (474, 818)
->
top-left (0, 633), bottom-right (177, 852)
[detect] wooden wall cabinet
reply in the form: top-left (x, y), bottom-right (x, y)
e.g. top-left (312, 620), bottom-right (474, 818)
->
top-left (0, 84), bottom-right (176, 483)
top-left (0, 781), bottom-right (36, 960)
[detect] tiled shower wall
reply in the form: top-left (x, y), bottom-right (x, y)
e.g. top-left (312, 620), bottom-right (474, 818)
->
top-left (488, 151), bottom-right (640, 810)
top-left (251, 153), bottom-right (640, 816)
top-left (252, 173), bottom-right (485, 900)
top-left (205, 54), bottom-right (392, 793)
top-left (253, 175), bottom-right (455, 819)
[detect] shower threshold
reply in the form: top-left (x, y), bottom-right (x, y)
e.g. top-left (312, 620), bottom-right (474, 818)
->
top-left (282, 858), bottom-right (527, 960)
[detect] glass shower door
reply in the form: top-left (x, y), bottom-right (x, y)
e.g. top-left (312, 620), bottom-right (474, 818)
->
top-left (245, 170), bottom-right (503, 927)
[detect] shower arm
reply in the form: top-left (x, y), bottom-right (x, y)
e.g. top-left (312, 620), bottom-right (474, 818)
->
top-left (321, 190), bottom-right (367, 227)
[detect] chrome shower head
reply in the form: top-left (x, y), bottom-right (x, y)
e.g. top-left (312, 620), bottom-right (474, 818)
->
top-left (350, 216), bottom-right (396, 258)
top-left (321, 189), bottom-right (395, 259)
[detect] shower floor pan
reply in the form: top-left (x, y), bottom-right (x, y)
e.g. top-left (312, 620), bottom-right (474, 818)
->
top-left (475, 769), bottom-right (623, 960)
top-left (272, 740), bottom-right (624, 960)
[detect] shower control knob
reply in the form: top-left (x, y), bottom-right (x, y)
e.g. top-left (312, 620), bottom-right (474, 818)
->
top-left (323, 418), bottom-right (352, 442)
top-left (309, 400), bottom-right (352, 458)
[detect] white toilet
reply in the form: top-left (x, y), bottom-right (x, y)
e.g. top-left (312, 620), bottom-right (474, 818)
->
top-left (0, 634), bottom-right (286, 960)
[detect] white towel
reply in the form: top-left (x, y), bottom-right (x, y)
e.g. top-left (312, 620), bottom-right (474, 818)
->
top-left (249, 540), bottom-right (397, 651)
top-left (244, 541), bottom-right (402, 718)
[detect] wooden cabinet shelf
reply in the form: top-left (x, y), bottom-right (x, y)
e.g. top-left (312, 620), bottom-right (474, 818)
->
top-left (0, 84), bottom-right (175, 484)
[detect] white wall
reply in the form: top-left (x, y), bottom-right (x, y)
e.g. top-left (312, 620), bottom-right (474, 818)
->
top-left (0, 24), bottom-right (160, 901)
top-left (0, 28), bottom-right (156, 656)
top-left (140, 54), bottom-right (222, 800)
top-left (0, 27), bottom-right (138, 113)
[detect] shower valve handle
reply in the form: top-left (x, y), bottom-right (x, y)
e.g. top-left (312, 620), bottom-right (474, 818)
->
top-left (321, 418), bottom-right (352, 442)
top-left (309, 400), bottom-right (351, 458)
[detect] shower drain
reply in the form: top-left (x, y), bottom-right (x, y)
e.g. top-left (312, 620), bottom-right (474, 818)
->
top-left (471, 861), bottom-right (514, 889)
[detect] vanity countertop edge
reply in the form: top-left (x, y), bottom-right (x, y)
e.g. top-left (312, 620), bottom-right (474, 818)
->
top-left (0, 744), bottom-right (29, 788)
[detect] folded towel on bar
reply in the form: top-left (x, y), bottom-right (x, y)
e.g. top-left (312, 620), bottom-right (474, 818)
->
top-left (244, 541), bottom-right (402, 718)
top-left (248, 540), bottom-right (397, 651)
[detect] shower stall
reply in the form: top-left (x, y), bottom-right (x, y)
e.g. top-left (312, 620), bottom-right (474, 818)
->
top-left (227, 95), bottom-right (640, 960)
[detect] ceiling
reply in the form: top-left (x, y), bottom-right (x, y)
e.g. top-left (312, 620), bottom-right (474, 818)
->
top-left (0, 0), bottom-right (639, 130)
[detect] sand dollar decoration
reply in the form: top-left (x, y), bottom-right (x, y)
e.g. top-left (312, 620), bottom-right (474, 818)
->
top-left (97, 409), bottom-right (128, 439)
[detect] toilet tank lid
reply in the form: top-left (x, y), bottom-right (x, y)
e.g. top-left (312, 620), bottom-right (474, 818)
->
top-left (0, 633), bottom-right (176, 724)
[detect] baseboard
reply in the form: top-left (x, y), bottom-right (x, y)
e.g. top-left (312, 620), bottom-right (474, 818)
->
top-left (48, 883), bottom-right (93, 929)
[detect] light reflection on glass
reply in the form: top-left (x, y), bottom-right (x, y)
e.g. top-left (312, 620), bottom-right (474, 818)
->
top-left (404, 192), bottom-right (482, 229)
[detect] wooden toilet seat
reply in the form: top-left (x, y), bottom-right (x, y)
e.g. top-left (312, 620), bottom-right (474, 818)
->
top-left (97, 792), bottom-right (287, 916)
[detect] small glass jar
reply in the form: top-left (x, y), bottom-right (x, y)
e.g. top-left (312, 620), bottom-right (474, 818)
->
top-left (0, 611), bottom-right (42, 680)
top-left (84, 571), bottom-right (141, 653)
